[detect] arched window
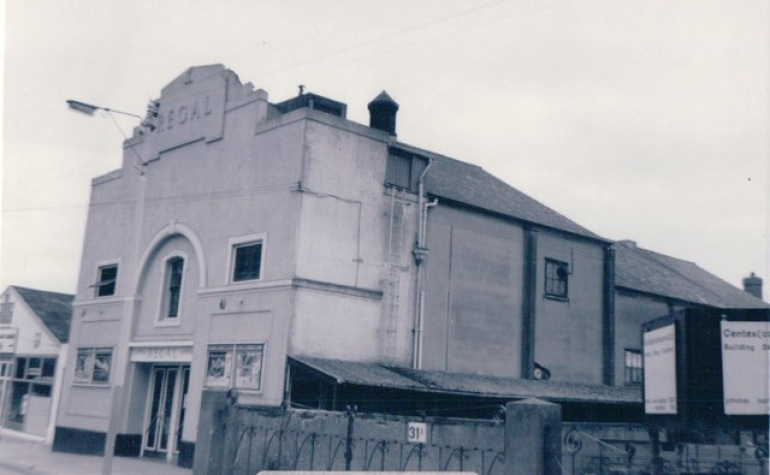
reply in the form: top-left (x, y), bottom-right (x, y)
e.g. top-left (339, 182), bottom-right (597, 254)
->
top-left (163, 257), bottom-right (184, 319)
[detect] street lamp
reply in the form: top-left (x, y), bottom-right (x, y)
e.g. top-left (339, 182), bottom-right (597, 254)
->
top-left (66, 99), bottom-right (143, 120)
top-left (65, 99), bottom-right (143, 475)
top-left (66, 99), bottom-right (149, 172)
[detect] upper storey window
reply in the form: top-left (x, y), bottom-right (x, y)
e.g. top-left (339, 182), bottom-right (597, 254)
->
top-left (0, 294), bottom-right (14, 324)
top-left (544, 259), bottom-right (569, 300)
top-left (163, 257), bottom-right (184, 319)
top-left (385, 148), bottom-right (428, 193)
top-left (232, 241), bottom-right (263, 282)
top-left (94, 265), bottom-right (118, 297)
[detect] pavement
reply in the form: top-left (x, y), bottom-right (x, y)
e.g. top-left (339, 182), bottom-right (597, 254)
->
top-left (0, 429), bottom-right (193, 475)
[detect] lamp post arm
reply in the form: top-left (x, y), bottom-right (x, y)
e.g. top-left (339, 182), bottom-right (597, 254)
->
top-left (66, 99), bottom-right (143, 120)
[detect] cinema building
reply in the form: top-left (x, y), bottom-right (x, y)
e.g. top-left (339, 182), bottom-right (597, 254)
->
top-left (53, 65), bottom-right (767, 468)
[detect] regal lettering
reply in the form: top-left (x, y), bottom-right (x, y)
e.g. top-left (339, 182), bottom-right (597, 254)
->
top-left (156, 95), bottom-right (213, 133)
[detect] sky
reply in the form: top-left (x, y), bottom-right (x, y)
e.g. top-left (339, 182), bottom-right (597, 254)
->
top-left (1, 0), bottom-right (768, 299)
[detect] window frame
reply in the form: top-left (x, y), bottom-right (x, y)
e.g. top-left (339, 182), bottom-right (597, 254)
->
top-left (156, 251), bottom-right (187, 326)
top-left (544, 258), bottom-right (569, 300)
top-left (74, 347), bottom-right (113, 386)
top-left (227, 234), bottom-right (266, 284)
top-left (0, 299), bottom-right (14, 325)
top-left (93, 262), bottom-right (120, 298)
top-left (385, 152), bottom-right (413, 191)
top-left (204, 343), bottom-right (265, 392)
top-left (624, 348), bottom-right (643, 386)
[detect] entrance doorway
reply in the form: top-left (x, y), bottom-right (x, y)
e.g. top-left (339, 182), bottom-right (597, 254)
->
top-left (142, 365), bottom-right (189, 460)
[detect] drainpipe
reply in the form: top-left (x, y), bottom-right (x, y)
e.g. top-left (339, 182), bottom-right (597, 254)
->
top-left (521, 228), bottom-right (538, 380)
top-left (603, 246), bottom-right (616, 386)
top-left (412, 159), bottom-right (434, 369)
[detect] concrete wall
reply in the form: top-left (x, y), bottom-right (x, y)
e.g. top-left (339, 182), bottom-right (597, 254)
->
top-left (292, 116), bottom-right (417, 366)
top-left (421, 204), bottom-right (607, 384)
top-left (535, 233), bottom-right (605, 384)
top-left (195, 402), bottom-right (661, 475)
top-left (206, 405), bottom-right (506, 475)
top-left (422, 206), bottom-right (525, 377)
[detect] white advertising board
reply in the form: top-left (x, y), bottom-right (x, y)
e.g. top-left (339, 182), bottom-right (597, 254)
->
top-left (720, 320), bottom-right (770, 415)
top-left (643, 324), bottom-right (677, 414)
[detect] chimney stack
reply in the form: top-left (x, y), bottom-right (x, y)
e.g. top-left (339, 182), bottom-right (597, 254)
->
top-left (368, 91), bottom-right (399, 136)
top-left (743, 272), bottom-right (763, 300)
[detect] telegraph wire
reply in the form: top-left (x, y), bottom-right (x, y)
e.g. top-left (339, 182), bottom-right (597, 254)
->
top-left (252, 0), bottom-right (519, 80)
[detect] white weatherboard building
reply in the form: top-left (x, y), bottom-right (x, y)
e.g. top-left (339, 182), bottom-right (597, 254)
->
top-left (0, 286), bottom-right (72, 443)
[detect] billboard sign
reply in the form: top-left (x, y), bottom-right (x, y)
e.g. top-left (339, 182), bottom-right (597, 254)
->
top-left (720, 320), bottom-right (770, 415)
top-left (643, 324), bottom-right (677, 414)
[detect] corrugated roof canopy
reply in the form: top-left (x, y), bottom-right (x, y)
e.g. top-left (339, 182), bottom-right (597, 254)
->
top-left (291, 356), bottom-right (640, 405)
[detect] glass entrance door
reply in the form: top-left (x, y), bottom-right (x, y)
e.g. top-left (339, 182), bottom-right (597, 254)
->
top-left (143, 365), bottom-right (189, 458)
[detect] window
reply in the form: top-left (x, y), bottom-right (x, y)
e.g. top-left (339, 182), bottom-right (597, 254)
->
top-left (0, 296), bottom-right (14, 324)
top-left (205, 343), bottom-right (264, 391)
top-left (9, 357), bottom-right (55, 381)
top-left (42, 358), bottom-right (56, 379)
top-left (232, 242), bottom-right (263, 282)
top-left (94, 265), bottom-right (118, 297)
top-left (32, 384), bottom-right (52, 397)
top-left (544, 259), bottom-right (569, 299)
top-left (26, 358), bottom-right (41, 380)
top-left (74, 347), bottom-right (112, 385)
top-left (385, 153), bottom-right (412, 190)
top-left (625, 349), bottom-right (643, 385)
top-left (384, 149), bottom-right (428, 192)
top-left (162, 257), bottom-right (184, 319)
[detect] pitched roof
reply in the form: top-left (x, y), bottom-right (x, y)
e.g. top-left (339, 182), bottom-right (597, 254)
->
top-left (292, 355), bottom-right (640, 405)
top-left (404, 148), bottom-right (608, 242)
top-left (13, 286), bottom-right (74, 343)
top-left (614, 241), bottom-right (768, 309)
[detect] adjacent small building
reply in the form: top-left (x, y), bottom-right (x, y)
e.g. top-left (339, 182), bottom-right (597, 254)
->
top-left (613, 240), bottom-right (768, 387)
top-left (0, 285), bottom-right (73, 442)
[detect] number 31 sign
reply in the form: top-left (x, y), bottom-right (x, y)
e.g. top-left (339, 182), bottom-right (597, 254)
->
top-left (407, 422), bottom-right (428, 444)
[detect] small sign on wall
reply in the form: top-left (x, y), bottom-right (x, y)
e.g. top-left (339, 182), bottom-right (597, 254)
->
top-left (0, 327), bottom-right (18, 354)
top-left (406, 422), bottom-right (428, 444)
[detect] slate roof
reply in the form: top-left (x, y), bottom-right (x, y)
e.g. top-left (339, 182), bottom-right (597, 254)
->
top-left (409, 148), bottom-right (609, 242)
top-left (13, 286), bottom-right (74, 343)
top-left (614, 241), bottom-right (768, 309)
top-left (292, 355), bottom-right (640, 405)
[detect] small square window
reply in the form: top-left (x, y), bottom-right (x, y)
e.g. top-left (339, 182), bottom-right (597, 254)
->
top-left (544, 259), bottom-right (569, 299)
top-left (232, 242), bottom-right (263, 282)
top-left (385, 153), bottom-right (412, 190)
top-left (74, 347), bottom-right (112, 385)
top-left (625, 349), bottom-right (643, 385)
top-left (95, 265), bottom-right (118, 297)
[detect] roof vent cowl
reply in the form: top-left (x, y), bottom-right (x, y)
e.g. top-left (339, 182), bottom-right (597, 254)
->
top-left (743, 272), bottom-right (764, 300)
top-left (368, 91), bottom-right (399, 136)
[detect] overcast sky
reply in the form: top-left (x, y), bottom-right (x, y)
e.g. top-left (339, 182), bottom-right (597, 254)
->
top-left (1, 0), bottom-right (768, 299)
